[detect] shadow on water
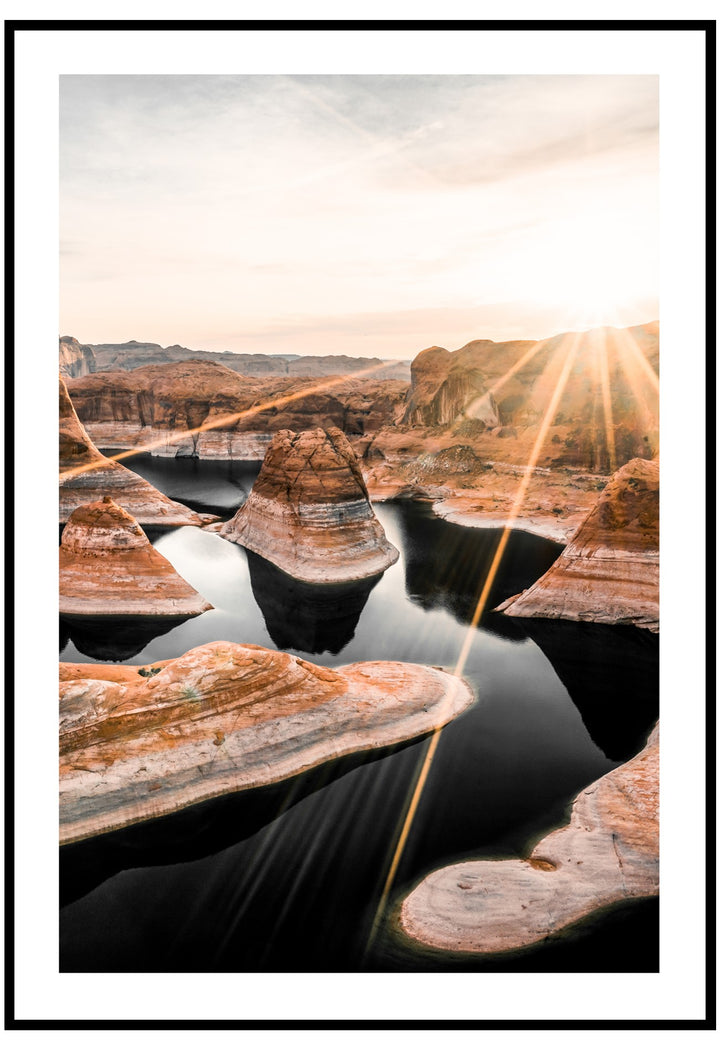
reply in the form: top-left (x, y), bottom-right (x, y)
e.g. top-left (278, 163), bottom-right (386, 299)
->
top-left (245, 550), bottom-right (381, 654)
top-left (394, 500), bottom-right (563, 635)
top-left (512, 619), bottom-right (659, 762)
top-left (60, 734), bottom-right (427, 907)
top-left (106, 452), bottom-right (262, 516)
top-left (60, 615), bottom-right (194, 662)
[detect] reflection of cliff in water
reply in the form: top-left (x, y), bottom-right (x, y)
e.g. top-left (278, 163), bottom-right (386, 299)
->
top-left (245, 550), bottom-right (380, 654)
top-left (395, 502), bottom-right (563, 635)
top-left (514, 619), bottom-right (659, 762)
top-left (60, 615), bottom-right (192, 662)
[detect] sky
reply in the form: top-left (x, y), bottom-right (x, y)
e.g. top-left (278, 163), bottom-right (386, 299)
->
top-left (60, 74), bottom-right (658, 358)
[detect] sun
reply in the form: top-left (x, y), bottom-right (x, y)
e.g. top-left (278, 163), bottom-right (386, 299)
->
top-left (518, 215), bottom-right (657, 332)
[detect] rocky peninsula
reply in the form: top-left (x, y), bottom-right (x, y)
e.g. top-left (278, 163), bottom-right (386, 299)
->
top-left (60, 497), bottom-right (212, 618)
top-left (59, 375), bottom-right (212, 526)
top-left (220, 428), bottom-right (399, 583)
top-left (399, 722), bottom-right (658, 955)
top-left (59, 641), bottom-right (474, 844)
top-left (497, 457), bottom-right (659, 630)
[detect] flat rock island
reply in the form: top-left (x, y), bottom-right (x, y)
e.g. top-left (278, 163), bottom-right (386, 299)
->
top-left (220, 427), bottom-right (399, 583)
top-left (59, 641), bottom-right (474, 844)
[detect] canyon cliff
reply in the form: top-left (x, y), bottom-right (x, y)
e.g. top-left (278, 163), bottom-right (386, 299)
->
top-left (60, 497), bottom-right (212, 618)
top-left (59, 336), bottom-right (96, 379)
top-left (399, 722), bottom-right (658, 954)
top-left (66, 360), bottom-right (408, 459)
top-left (59, 375), bottom-right (211, 526)
top-left (59, 640), bottom-right (474, 843)
top-left (220, 428), bottom-right (399, 583)
top-left (498, 457), bottom-right (659, 630)
top-left (401, 323), bottom-right (658, 473)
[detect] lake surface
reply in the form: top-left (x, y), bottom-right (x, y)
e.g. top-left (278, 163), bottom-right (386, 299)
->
top-left (59, 454), bottom-right (659, 973)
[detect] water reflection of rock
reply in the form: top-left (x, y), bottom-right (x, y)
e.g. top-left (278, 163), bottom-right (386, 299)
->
top-left (246, 550), bottom-right (380, 654)
top-left (514, 619), bottom-right (659, 762)
top-left (395, 503), bottom-right (562, 633)
top-left (60, 615), bottom-right (188, 662)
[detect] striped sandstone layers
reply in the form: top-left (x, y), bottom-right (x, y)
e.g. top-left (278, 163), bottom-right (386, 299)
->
top-left (220, 428), bottom-right (399, 583)
top-left (59, 641), bottom-right (474, 844)
top-left (498, 458), bottom-right (659, 631)
top-left (59, 375), bottom-right (212, 526)
top-left (60, 498), bottom-right (212, 618)
top-left (399, 723), bottom-right (659, 954)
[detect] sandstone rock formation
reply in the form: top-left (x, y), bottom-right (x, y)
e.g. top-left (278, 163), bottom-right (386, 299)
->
top-left (402, 322), bottom-right (659, 472)
top-left (399, 722), bottom-right (658, 954)
top-left (82, 336), bottom-right (410, 381)
top-left (59, 336), bottom-right (96, 379)
top-left (497, 458), bottom-right (659, 631)
top-left (59, 641), bottom-right (474, 843)
top-left (60, 497), bottom-right (212, 618)
top-left (66, 361), bottom-right (408, 458)
top-left (59, 375), bottom-right (211, 526)
top-left (220, 428), bottom-right (399, 583)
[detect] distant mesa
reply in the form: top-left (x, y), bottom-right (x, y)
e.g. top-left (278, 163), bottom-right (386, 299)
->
top-left (497, 457), bottom-right (659, 631)
top-left (62, 336), bottom-right (411, 381)
top-left (59, 640), bottom-right (475, 843)
top-left (399, 722), bottom-right (659, 955)
top-left (245, 549), bottom-right (380, 654)
top-left (59, 374), bottom-right (214, 526)
top-left (60, 496), bottom-right (213, 619)
top-left (220, 427), bottom-right (399, 584)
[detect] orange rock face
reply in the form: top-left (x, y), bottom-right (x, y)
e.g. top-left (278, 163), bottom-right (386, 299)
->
top-left (66, 360), bottom-right (409, 458)
top-left (498, 458), bottom-right (659, 630)
top-left (59, 375), bottom-right (212, 525)
top-left (220, 428), bottom-right (399, 583)
top-left (402, 322), bottom-right (659, 472)
top-left (59, 641), bottom-right (474, 843)
top-left (60, 497), bottom-right (212, 618)
top-left (399, 723), bottom-right (658, 954)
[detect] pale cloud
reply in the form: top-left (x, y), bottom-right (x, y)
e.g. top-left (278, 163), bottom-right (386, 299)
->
top-left (60, 74), bottom-right (658, 356)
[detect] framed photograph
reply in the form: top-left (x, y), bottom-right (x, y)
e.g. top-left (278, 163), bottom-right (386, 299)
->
top-left (7, 18), bottom-right (713, 1030)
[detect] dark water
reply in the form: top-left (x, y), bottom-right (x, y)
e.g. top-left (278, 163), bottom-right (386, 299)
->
top-left (59, 456), bottom-right (659, 973)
